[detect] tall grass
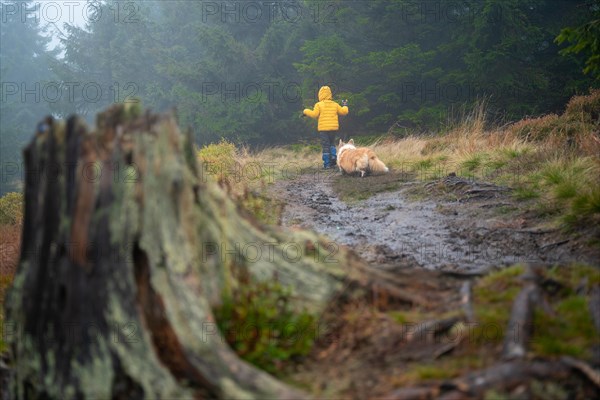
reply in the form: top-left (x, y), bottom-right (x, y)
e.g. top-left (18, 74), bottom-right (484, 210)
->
top-left (197, 140), bottom-right (320, 224)
top-left (365, 89), bottom-right (600, 230)
top-left (222, 89), bottom-right (599, 231)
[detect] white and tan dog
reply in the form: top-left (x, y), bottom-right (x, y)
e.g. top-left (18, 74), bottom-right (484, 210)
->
top-left (336, 139), bottom-right (389, 177)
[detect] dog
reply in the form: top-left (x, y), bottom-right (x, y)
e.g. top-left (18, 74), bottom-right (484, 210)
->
top-left (336, 139), bottom-right (389, 177)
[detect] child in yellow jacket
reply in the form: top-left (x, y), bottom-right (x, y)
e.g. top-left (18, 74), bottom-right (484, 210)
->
top-left (303, 86), bottom-right (349, 169)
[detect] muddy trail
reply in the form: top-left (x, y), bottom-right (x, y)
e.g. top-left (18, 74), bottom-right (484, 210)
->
top-left (268, 170), bottom-right (600, 399)
top-left (269, 170), bottom-right (598, 273)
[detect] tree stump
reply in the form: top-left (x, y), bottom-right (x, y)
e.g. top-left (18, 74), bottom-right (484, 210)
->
top-left (4, 104), bottom-right (369, 399)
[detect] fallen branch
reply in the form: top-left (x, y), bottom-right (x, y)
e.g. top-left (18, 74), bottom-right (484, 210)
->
top-left (460, 281), bottom-right (475, 323)
top-left (406, 317), bottom-right (462, 343)
top-left (464, 188), bottom-right (511, 195)
top-left (540, 239), bottom-right (570, 250)
top-left (360, 269), bottom-right (430, 308)
top-left (382, 359), bottom-right (576, 400)
top-left (372, 282), bottom-right (429, 307)
top-left (440, 270), bottom-right (486, 278)
top-left (502, 274), bottom-right (540, 359)
top-left (440, 360), bottom-right (572, 398)
top-left (561, 356), bottom-right (600, 388)
top-left (515, 228), bottom-right (558, 235)
top-left (433, 341), bottom-right (461, 360)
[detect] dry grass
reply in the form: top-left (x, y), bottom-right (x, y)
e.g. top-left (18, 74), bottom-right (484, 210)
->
top-left (0, 223), bottom-right (21, 352)
top-left (367, 124), bottom-right (534, 183)
top-left (364, 91), bottom-right (598, 231)
top-left (198, 141), bottom-right (321, 195)
top-left (508, 88), bottom-right (600, 158)
top-left (197, 141), bottom-right (321, 225)
top-left (244, 146), bottom-right (319, 177)
top-left (0, 224), bottom-right (20, 277)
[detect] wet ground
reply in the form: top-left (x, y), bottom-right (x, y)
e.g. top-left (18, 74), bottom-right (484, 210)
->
top-left (269, 170), bottom-right (598, 272)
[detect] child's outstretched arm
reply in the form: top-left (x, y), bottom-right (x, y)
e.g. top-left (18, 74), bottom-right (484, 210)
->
top-left (303, 103), bottom-right (320, 119)
top-left (337, 100), bottom-right (349, 116)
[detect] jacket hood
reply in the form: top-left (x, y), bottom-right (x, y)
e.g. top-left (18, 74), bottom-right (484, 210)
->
top-left (318, 86), bottom-right (332, 101)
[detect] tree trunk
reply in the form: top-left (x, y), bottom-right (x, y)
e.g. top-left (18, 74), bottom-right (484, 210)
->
top-left (4, 104), bottom-right (367, 399)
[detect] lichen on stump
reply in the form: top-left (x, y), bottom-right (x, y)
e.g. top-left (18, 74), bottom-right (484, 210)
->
top-left (4, 104), bottom-right (363, 399)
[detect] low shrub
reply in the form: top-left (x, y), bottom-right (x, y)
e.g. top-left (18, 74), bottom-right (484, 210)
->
top-left (197, 139), bottom-right (239, 184)
top-left (0, 192), bottom-right (23, 225)
top-left (214, 280), bottom-right (317, 375)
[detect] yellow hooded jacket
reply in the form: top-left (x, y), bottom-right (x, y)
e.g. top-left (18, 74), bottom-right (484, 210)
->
top-left (303, 86), bottom-right (349, 131)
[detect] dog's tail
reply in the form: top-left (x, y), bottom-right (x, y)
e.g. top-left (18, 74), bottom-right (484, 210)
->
top-left (369, 155), bottom-right (389, 174)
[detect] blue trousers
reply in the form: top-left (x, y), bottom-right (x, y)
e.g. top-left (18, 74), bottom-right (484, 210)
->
top-left (320, 131), bottom-right (337, 168)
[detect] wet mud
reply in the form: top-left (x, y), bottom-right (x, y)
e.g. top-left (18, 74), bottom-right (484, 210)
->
top-left (269, 171), bottom-right (597, 272)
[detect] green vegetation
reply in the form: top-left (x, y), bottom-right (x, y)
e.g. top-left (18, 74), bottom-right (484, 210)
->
top-left (556, 5), bottom-right (600, 78)
top-left (460, 153), bottom-right (486, 173)
top-left (390, 309), bottom-right (463, 325)
top-left (392, 263), bottom-right (599, 387)
top-left (532, 296), bottom-right (596, 358)
top-left (378, 90), bottom-right (599, 231)
top-left (287, 143), bottom-right (320, 154)
top-left (0, 192), bottom-right (23, 225)
top-left (197, 139), bottom-right (239, 181)
top-left (394, 356), bottom-right (486, 386)
top-left (1, 0), bottom-right (598, 380)
top-left (474, 264), bottom-right (599, 360)
top-left (473, 265), bottom-right (526, 344)
top-left (2, 0), bottom-right (597, 181)
top-left (237, 190), bottom-right (283, 226)
top-left (352, 135), bottom-right (386, 146)
top-left (511, 153), bottom-right (600, 228)
top-left (513, 186), bottom-right (541, 201)
top-left (197, 140), bottom-right (284, 224)
top-left (214, 280), bottom-right (317, 376)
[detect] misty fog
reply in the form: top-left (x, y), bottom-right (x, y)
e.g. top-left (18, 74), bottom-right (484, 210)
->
top-left (1, 0), bottom-right (597, 195)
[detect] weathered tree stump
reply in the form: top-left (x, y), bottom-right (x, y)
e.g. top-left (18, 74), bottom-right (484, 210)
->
top-left (4, 104), bottom-right (374, 399)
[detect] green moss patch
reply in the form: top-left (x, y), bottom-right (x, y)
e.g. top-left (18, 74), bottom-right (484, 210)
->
top-left (214, 280), bottom-right (318, 376)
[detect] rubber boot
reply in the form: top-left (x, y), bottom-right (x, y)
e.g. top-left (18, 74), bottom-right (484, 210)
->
top-left (322, 152), bottom-right (331, 169)
top-left (330, 145), bottom-right (337, 167)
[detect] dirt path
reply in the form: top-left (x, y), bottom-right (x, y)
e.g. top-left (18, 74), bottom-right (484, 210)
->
top-left (269, 170), bottom-right (597, 272)
top-left (269, 170), bottom-right (599, 399)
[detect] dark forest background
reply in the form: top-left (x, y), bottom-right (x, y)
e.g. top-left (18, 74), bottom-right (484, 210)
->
top-left (1, 0), bottom-right (598, 194)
